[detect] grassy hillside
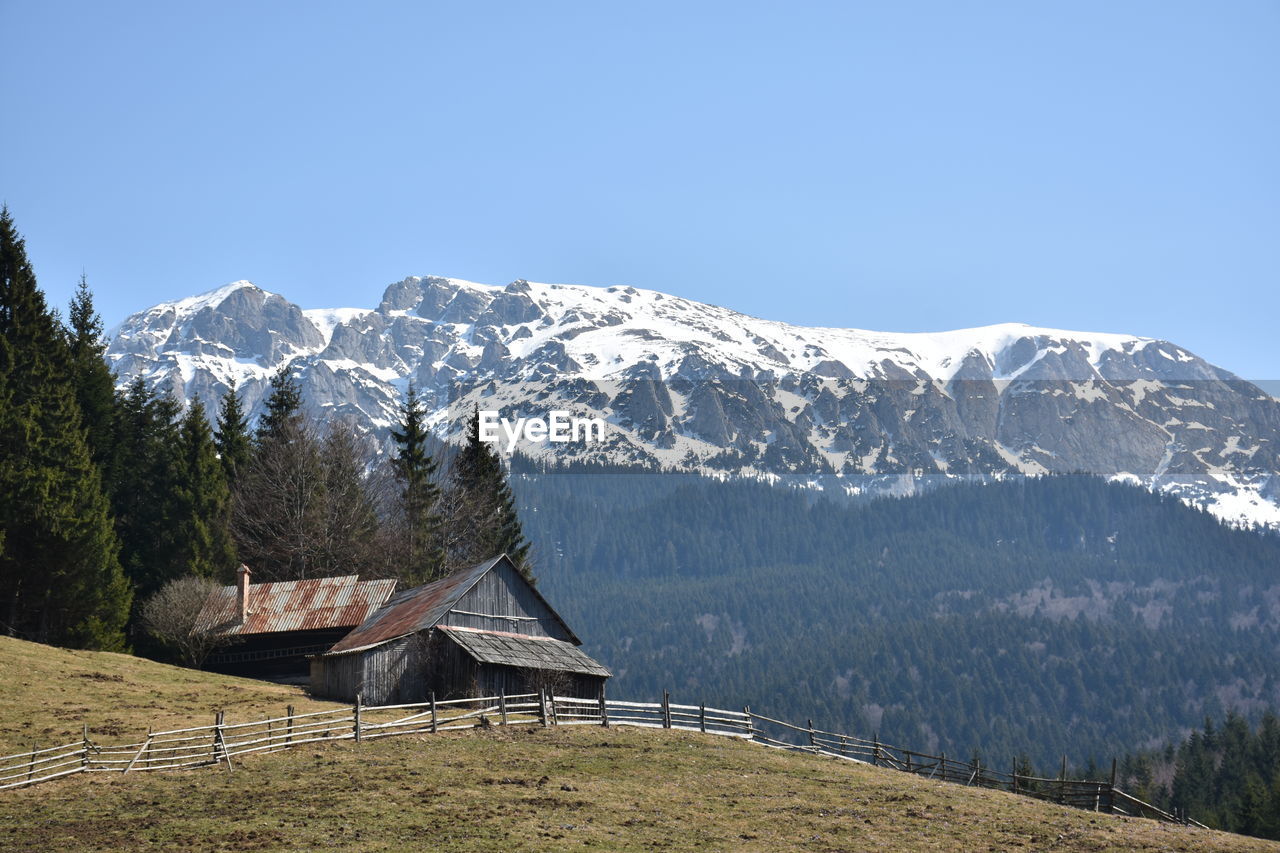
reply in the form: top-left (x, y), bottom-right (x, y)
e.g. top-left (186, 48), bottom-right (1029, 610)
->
top-left (2, 638), bottom-right (1278, 851)
top-left (5, 726), bottom-right (1279, 852)
top-left (0, 636), bottom-right (341, 756)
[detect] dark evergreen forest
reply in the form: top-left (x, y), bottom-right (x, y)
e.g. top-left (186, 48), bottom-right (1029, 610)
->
top-left (1119, 712), bottom-right (1280, 839)
top-left (518, 468), bottom-right (1280, 777)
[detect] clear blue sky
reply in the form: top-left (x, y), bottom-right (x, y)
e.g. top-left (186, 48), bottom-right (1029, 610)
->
top-left (3, 1), bottom-right (1276, 378)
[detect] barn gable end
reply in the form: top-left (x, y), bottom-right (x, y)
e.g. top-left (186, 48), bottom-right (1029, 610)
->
top-left (441, 558), bottom-right (578, 642)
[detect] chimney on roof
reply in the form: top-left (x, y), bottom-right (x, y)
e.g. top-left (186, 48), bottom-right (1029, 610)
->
top-left (237, 564), bottom-right (252, 622)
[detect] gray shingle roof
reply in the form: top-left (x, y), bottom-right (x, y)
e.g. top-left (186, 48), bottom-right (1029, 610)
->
top-left (440, 626), bottom-right (611, 677)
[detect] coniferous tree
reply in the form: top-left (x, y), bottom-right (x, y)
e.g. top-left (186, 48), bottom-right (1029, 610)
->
top-left (214, 378), bottom-right (252, 486)
top-left (0, 208), bottom-right (131, 649)
top-left (111, 376), bottom-right (182, 605)
top-left (448, 408), bottom-right (532, 579)
top-left (390, 383), bottom-right (444, 583)
top-left (64, 274), bottom-right (119, 474)
top-left (171, 397), bottom-right (237, 580)
top-left (256, 365), bottom-right (302, 445)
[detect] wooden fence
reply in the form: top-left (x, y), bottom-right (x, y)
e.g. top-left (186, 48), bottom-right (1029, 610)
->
top-left (0, 689), bottom-right (1202, 828)
top-left (744, 709), bottom-right (1205, 827)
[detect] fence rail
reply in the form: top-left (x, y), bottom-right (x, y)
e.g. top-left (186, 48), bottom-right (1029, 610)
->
top-left (0, 689), bottom-right (1204, 828)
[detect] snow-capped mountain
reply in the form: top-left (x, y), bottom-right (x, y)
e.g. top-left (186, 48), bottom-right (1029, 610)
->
top-left (106, 276), bottom-right (1280, 527)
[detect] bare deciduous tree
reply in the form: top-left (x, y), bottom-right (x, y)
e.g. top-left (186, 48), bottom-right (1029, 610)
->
top-left (231, 418), bottom-right (385, 581)
top-left (231, 418), bottom-right (326, 581)
top-left (141, 576), bottom-right (228, 668)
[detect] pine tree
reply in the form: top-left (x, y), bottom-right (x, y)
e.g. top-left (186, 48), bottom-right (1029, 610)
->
top-left (64, 274), bottom-right (119, 474)
top-left (171, 397), bottom-right (237, 580)
top-left (214, 378), bottom-right (251, 485)
top-left (390, 383), bottom-right (443, 583)
top-left (448, 408), bottom-right (532, 579)
top-left (256, 365), bottom-right (302, 445)
top-left (0, 207), bottom-right (131, 649)
top-left (111, 377), bottom-right (182, 607)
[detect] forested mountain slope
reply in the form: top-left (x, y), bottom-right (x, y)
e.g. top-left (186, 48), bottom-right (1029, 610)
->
top-left (520, 472), bottom-right (1280, 769)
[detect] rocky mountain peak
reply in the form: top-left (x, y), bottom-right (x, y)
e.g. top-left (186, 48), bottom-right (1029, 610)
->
top-left (105, 275), bottom-right (1280, 528)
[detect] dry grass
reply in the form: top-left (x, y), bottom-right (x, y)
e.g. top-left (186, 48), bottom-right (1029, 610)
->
top-left (0, 635), bottom-right (341, 756)
top-left (2, 636), bottom-right (1278, 852)
top-left (4, 726), bottom-right (1279, 852)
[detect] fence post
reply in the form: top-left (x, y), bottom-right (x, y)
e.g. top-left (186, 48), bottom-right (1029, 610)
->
top-left (807, 719), bottom-right (816, 749)
top-left (286, 705), bottom-right (294, 746)
top-left (872, 733), bottom-right (880, 767)
top-left (840, 736), bottom-right (848, 758)
top-left (431, 692), bottom-right (438, 734)
top-left (1059, 755), bottom-right (1067, 804)
top-left (600, 693), bottom-right (610, 728)
top-left (27, 743), bottom-right (35, 782)
top-left (125, 736), bottom-right (153, 773)
top-left (549, 692), bottom-right (559, 726)
top-left (500, 688), bottom-right (508, 726)
top-left (699, 704), bottom-right (706, 733)
top-left (1012, 758), bottom-right (1019, 795)
top-left (661, 691), bottom-right (671, 729)
top-left (82, 723), bottom-right (89, 771)
top-left (538, 689), bottom-right (548, 727)
top-left (904, 750), bottom-right (911, 773)
top-left (939, 752), bottom-right (946, 781)
top-left (354, 693), bottom-right (362, 744)
top-left (215, 710), bottom-right (233, 773)
top-left (743, 705), bottom-right (752, 739)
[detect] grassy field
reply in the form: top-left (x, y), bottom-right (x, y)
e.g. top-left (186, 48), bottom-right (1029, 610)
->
top-left (0, 635), bottom-right (341, 756)
top-left (2, 637), bottom-right (1278, 852)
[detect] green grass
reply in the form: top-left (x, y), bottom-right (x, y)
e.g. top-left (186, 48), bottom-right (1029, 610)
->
top-left (2, 636), bottom-right (1278, 852)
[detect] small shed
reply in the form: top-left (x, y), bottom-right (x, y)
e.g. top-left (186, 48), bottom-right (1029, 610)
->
top-left (310, 555), bottom-right (610, 704)
top-left (197, 566), bottom-right (397, 680)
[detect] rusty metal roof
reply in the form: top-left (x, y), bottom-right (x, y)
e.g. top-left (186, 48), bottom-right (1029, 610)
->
top-left (440, 626), bottom-right (611, 677)
top-left (324, 556), bottom-right (506, 654)
top-left (195, 575), bottom-right (397, 637)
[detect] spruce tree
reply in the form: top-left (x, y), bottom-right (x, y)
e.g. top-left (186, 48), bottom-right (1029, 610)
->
top-left (111, 376), bottom-right (182, 605)
top-left (214, 378), bottom-right (251, 485)
top-left (0, 207), bottom-right (131, 649)
top-left (256, 365), bottom-right (302, 444)
top-left (449, 408), bottom-right (532, 579)
top-left (172, 397), bottom-right (238, 580)
top-left (391, 384), bottom-right (444, 583)
top-left (64, 274), bottom-right (119, 475)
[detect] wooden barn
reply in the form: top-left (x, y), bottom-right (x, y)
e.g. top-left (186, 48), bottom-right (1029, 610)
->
top-left (196, 565), bottom-right (397, 681)
top-left (309, 555), bottom-right (610, 704)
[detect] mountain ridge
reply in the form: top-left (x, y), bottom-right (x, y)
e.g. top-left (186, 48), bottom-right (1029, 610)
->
top-left (105, 275), bottom-right (1280, 527)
